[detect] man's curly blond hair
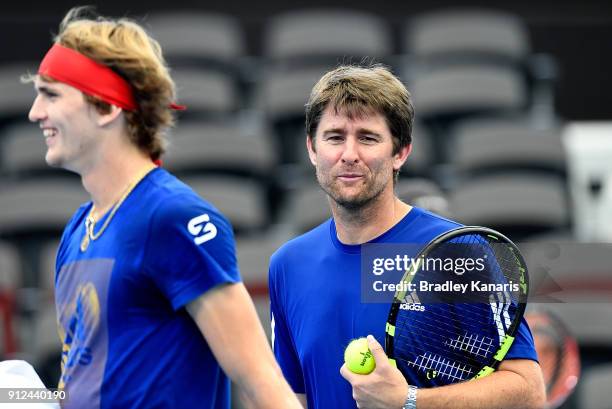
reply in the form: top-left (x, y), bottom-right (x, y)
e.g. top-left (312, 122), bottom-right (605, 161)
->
top-left (33, 6), bottom-right (178, 161)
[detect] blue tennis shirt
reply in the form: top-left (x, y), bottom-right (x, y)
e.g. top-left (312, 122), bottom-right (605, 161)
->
top-left (269, 206), bottom-right (537, 409)
top-left (55, 168), bottom-right (240, 408)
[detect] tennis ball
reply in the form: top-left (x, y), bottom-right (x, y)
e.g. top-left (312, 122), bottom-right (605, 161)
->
top-left (344, 337), bottom-right (376, 374)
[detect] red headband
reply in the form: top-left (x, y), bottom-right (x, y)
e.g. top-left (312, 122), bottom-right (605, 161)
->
top-left (38, 43), bottom-right (186, 111)
top-left (39, 44), bottom-right (137, 111)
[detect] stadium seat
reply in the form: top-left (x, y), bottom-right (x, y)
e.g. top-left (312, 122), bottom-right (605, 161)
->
top-left (0, 120), bottom-right (47, 176)
top-left (164, 119), bottom-right (276, 176)
top-left (404, 9), bottom-right (529, 63)
top-left (522, 240), bottom-right (612, 294)
top-left (256, 67), bottom-right (327, 124)
top-left (0, 241), bottom-right (20, 289)
top-left (30, 300), bottom-right (60, 371)
top-left (410, 65), bottom-right (527, 120)
top-left (255, 66), bottom-right (328, 164)
top-left (17, 238), bottom-right (60, 385)
top-left (264, 9), bottom-right (392, 66)
top-left (146, 12), bottom-right (250, 115)
top-left (452, 118), bottom-right (566, 175)
top-left (521, 237), bottom-right (612, 350)
top-left (0, 178), bottom-right (87, 236)
top-left (449, 173), bottom-right (570, 237)
top-left (146, 12), bottom-right (245, 68)
top-left (281, 181), bottom-right (330, 234)
top-left (400, 122), bottom-right (436, 178)
top-left (172, 67), bottom-right (238, 118)
top-left (236, 229), bottom-right (291, 286)
top-left (540, 303), bottom-right (612, 349)
top-left (577, 362), bottom-right (612, 409)
top-left (401, 6), bottom-right (560, 136)
top-left (181, 175), bottom-right (269, 234)
top-left (236, 228), bottom-right (294, 383)
top-left (401, 7), bottom-right (556, 101)
top-left (0, 62), bottom-right (38, 126)
top-left (396, 178), bottom-right (451, 217)
top-left (38, 240), bottom-right (58, 293)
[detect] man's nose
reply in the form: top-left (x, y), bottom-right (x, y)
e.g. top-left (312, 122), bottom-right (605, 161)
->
top-left (28, 95), bottom-right (46, 123)
top-left (340, 137), bottom-right (360, 163)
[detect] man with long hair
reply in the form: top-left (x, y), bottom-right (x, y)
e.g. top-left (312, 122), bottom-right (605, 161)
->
top-left (26, 7), bottom-right (302, 408)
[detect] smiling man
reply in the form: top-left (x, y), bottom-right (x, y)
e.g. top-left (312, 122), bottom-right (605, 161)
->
top-left (268, 64), bottom-right (545, 409)
top-left (25, 6), bottom-right (302, 409)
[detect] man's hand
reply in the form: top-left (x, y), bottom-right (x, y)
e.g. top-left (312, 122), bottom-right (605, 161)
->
top-left (340, 335), bottom-right (409, 409)
top-left (341, 335), bottom-right (546, 409)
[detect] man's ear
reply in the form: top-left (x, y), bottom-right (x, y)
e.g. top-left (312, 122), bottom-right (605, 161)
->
top-left (393, 143), bottom-right (412, 171)
top-left (96, 104), bottom-right (123, 127)
top-left (306, 135), bottom-right (317, 166)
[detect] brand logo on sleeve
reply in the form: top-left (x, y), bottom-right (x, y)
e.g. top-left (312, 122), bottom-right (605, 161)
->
top-left (187, 213), bottom-right (218, 245)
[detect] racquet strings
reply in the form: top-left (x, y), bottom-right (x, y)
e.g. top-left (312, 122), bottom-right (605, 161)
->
top-left (391, 231), bottom-right (525, 385)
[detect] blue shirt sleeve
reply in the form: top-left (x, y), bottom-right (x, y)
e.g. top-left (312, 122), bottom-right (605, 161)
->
top-left (269, 255), bottom-right (306, 393)
top-left (505, 316), bottom-right (538, 362)
top-left (144, 194), bottom-right (241, 310)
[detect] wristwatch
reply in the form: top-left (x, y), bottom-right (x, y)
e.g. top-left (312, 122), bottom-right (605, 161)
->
top-left (403, 385), bottom-right (418, 409)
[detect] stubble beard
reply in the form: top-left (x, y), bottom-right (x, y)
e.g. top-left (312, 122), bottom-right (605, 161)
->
top-left (316, 167), bottom-right (389, 212)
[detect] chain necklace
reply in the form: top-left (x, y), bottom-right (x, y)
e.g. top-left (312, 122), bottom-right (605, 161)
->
top-left (80, 166), bottom-right (156, 252)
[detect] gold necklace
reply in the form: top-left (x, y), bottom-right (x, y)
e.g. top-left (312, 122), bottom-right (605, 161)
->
top-left (80, 167), bottom-right (155, 252)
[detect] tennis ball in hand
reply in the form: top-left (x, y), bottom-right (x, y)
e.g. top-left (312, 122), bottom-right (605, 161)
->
top-left (344, 337), bottom-right (376, 374)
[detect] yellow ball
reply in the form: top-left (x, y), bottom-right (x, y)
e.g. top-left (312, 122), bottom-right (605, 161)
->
top-left (344, 337), bottom-right (376, 374)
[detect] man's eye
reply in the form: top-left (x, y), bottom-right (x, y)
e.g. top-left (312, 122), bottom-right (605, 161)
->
top-left (361, 136), bottom-right (378, 143)
top-left (41, 90), bottom-right (58, 98)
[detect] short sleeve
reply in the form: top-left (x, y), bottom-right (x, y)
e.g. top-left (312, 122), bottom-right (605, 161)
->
top-left (269, 257), bottom-right (305, 393)
top-left (144, 194), bottom-right (241, 310)
top-left (506, 316), bottom-right (539, 362)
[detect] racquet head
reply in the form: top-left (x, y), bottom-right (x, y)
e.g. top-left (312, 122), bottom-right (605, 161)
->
top-left (385, 226), bottom-right (529, 386)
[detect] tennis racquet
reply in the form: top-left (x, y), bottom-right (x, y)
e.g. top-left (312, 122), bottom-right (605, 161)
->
top-left (385, 226), bottom-right (529, 387)
top-left (526, 308), bottom-right (580, 409)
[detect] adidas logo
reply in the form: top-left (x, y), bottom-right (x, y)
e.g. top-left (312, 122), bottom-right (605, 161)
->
top-left (400, 303), bottom-right (425, 312)
top-left (400, 292), bottom-right (425, 311)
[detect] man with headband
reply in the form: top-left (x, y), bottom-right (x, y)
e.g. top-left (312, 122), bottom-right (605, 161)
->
top-left (26, 7), bottom-right (302, 409)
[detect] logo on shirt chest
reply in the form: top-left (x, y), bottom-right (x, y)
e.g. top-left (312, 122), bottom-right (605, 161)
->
top-left (188, 213), bottom-right (218, 245)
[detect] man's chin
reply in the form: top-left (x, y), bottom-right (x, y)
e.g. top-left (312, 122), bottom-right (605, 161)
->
top-left (331, 193), bottom-right (375, 210)
top-left (45, 153), bottom-right (63, 168)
